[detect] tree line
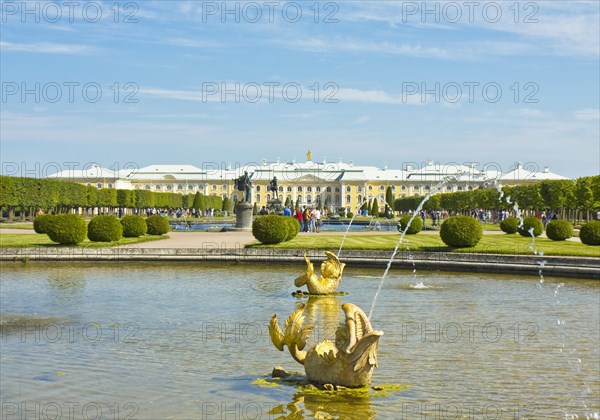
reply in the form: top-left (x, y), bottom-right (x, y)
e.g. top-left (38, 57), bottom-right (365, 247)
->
top-left (0, 176), bottom-right (232, 220)
top-left (393, 177), bottom-right (600, 222)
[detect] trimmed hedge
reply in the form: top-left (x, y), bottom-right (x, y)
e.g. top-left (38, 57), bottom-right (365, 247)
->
top-left (46, 214), bottom-right (86, 245)
top-left (33, 214), bottom-right (55, 234)
top-left (398, 215), bottom-right (422, 234)
top-left (121, 215), bottom-right (147, 237)
top-left (518, 217), bottom-right (544, 237)
top-left (500, 217), bottom-right (520, 234)
top-left (252, 214), bottom-right (295, 244)
top-left (88, 215), bottom-right (123, 242)
top-left (545, 220), bottom-right (573, 241)
top-left (579, 221), bottom-right (600, 245)
top-left (440, 216), bottom-right (483, 248)
top-left (285, 216), bottom-right (300, 241)
top-left (146, 215), bottom-right (170, 235)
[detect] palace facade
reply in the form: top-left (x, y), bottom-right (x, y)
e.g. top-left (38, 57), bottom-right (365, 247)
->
top-left (47, 153), bottom-right (568, 211)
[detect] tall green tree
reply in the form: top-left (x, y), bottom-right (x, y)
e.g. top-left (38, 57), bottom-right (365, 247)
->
top-left (371, 199), bottom-right (379, 217)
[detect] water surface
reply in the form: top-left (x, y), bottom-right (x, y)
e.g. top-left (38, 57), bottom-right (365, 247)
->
top-left (1, 262), bottom-right (598, 419)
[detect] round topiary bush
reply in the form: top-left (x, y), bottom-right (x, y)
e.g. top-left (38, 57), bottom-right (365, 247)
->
top-left (252, 214), bottom-right (290, 244)
top-left (346, 211), bottom-right (354, 219)
top-left (284, 216), bottom-right (300, 241)
top-left (518, 217), bottom-right (544, 237)
top-left (440, 216), bottom-right (483, 248)
top-left (146, 215), bottom-right (170, 235)
top-left (545, 220), bottom-right (574, 241)
top-left (500, 217), bottom-right (520, 234)
top-left (87, 215), bottom-right (123, 242)
top-left (398, 215), bottom-right (423, 234)
top-left (33, 214), bottom-right (55, 234)
top-left (46, 214), bottom-right (86, 245)
top-left (579, 221), bottom-right (600, 245)
top-left (121, 215), bottom-right (148, 238)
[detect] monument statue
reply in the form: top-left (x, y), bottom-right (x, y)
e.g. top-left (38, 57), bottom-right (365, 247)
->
top-left (236, 171), bottom-right (252, 203)
top-left (306, 150), bottom-right (312, 161)
top-left (294, 252), bottom-right (345, 295)
top-left (268, 176), bottom-right (279, 199)
top-left (269, 302), bottom-right (383, 388)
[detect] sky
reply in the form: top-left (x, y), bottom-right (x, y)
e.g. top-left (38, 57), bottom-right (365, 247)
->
top-left (1, 0), bottom-right (599, 179)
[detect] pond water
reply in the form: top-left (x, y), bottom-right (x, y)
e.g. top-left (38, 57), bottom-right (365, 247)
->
top-left (172, 221), bottom-right (399, 232)
top-left (1, 262), bottom-right (598, 419)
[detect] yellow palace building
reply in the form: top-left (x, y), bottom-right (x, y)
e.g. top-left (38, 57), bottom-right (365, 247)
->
top-left (48, 151), bottom-right (568, 212)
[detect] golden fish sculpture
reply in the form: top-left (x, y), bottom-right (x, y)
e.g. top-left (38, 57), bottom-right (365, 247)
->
top-left (294, 252), bottom-right (345, 295)
top-left (269, 302), bottom-right (383, 388)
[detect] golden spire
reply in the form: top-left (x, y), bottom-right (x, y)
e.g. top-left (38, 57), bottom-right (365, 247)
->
top-left (307, 150), bottom-right (312, 161)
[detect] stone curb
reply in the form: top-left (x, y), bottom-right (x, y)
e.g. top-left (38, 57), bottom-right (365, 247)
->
top-left (1, 248), bottom-right (598, 279)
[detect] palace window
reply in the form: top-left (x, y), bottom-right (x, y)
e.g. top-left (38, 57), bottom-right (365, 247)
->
top-left (297, 195), bottom-right (303, 203)
top-left (326, 186), bottom-right (332, 192)
top-left (267, 194), bottom-right (271, 201)
top-left (297, 186), bottom-right (303, 192)
top-left (425, 186), bottom-right (431, 191)
top-left (335, 187), bottom-right (340, 192)
top-left (256, 185), bottom-right (261, 192)
top-left (222, 185), bottom-right (227, 190)
top-left (287, 186), bottom-right (292, 192)
top-left (307, 195), bottom-right (312, 203)
top-left (145, 185), bottom-right (150, 190)
top-left (357, 186), bottom-right (362, 192)
top-left (346, 186), bottom-right (351, 192)
top-left (97, 183), bottom-right (102, 189)
top-left (307, 186), bottom-right (312, 192)
top-left (457, 186), bottom-right (463, 191)
top-left (392, 185), bottom-right (396, 190)
top-left (368, 186), bottom-right (373, 190)
top-left (212, 185), bottom-right (217, 190)
top-left (178, 185), bottom-right (184, 190)
top-left (357, 195), bottom-right (362, 203)
top-left (198, 184), bottom-right (205, 190)
top-left (346, 195), bottom-right (351, 204)
top-left (155, 185), bottom-right (161, 190)
top-left (401, 185), bottom-right (406, 191)
top-left (316, 186), bottom-right (321, 193)
top-left (188, 185), bottom-right (194, 190)
top-left (166, 185), bottom-right (173, 190)
top-left (256, 194), bottom-right (261, 202)
top-left (380, 185), bottom-right (385, 190)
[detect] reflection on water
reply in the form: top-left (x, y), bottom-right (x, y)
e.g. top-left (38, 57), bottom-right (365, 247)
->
top-left (0, 262), bottom-right (598, 419)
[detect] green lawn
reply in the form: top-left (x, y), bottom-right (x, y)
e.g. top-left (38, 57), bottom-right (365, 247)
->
top-left (0, 222), bottom-right (35, 229)
top-left (247, 233), bottom-right (600, 258)
top-left (0, 233), bottom-right (168, 248)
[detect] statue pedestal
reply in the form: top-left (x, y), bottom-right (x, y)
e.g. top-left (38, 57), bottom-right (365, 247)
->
top-left (267, 198), bottom-right (283, 214)
top-left (234, 202), bottom-right (253, 230)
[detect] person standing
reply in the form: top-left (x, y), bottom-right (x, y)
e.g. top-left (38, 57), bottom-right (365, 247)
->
top-left (302, 207), bottom-right (310, 232)
top-left (296, 208), bottom-right (303, 230)
top-left (314, 207), bottom-right (321, 233)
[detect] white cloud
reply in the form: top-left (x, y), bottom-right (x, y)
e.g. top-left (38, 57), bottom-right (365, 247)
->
top-left (573, 108), bottom-right (600, 121)
top-left (0, 41), bottom-right (91, 54)
top-left (515, 108), bottom-right (550, 118)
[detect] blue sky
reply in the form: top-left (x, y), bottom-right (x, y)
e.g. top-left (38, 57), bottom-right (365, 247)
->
top-left (1, 0), bottom-right (599, 178)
